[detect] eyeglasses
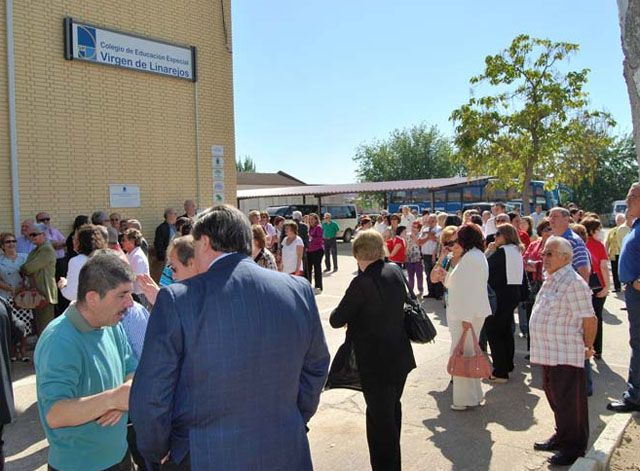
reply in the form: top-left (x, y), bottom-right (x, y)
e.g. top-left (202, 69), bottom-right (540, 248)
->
top-left (541, 250), bottom-right (561, 257)
top-left (444, 239), bottom-right (458, 247)
top-left (541, 227), bottom-right (552, 233)
top-left (110, 218), bottom-right (119, 222)
top-left (37, 218), bottom-right (50, 222)
top-left (29, 232), bottom-right (42, 238)
top-left (2, 240), bottom-right (17, 244)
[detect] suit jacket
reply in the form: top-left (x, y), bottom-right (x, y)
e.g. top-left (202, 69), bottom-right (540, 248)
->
top-left (130, 253), bottom-right (330, 470)
top-left (21, 242), bottom-right (57, 304)
top-left (154, 221), bottom-right (172, 261)
top-left (0, 297), bottom-right (15, 425)
top-left (330, 260), bottom-right (416, 387)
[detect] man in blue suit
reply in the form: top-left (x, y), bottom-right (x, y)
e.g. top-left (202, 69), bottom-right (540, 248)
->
top-left (130, 205), bottom-right (330, 470)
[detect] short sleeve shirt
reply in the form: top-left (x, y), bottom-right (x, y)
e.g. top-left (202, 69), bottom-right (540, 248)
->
top-left (282, 236), bottom-right (304, 273)
top-left (586, 237), bottom-right (608, 287)
top-left (34, 304), bottom-right (137, 471)
top-left (561, 228), bottom-right (590, 272)
top-left (322, 221), bottom-right (340, 239)
top-left (529, 264), bottom-right (594, 368)
top-left (619, 220), bottom-right (640, 283)
top-left (387, 237), bottom-right (406, 264)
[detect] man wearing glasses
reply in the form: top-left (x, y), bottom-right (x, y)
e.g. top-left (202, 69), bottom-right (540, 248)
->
top-left (608, 182), bottom-right (640, 413)
top-left (529, 236), bottom-right (597, 466)
top-left (548, 207), bottom-right (590, 281)
top-left (20, 223), bottom-right (58, 334)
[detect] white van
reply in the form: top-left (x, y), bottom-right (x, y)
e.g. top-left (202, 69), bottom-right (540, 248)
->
top-left (321, 204), bottom-right (359, 242)
top-left (610, 200), bottom-right (627, 226)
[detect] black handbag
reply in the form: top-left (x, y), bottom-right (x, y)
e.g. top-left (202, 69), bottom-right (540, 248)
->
top-left (400, 270), bottom-right (437, 344)
top-left (587, 253), bottom-right (603, 293)
top-left (324, 337), bottom-right (362, 391)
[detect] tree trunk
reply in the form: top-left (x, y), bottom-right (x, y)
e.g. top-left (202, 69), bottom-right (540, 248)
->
top-left (521, 165), bottom-right (534, 215)
top-left (618, 0), bottom-right (640, 175)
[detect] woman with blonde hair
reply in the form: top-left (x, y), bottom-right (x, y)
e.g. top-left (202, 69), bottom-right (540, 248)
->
top-left (330, 229), bottom-right (415, 468)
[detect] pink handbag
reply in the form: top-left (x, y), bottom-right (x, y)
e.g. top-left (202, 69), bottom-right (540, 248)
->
top-left (447, 325), bottom-right (492, 379)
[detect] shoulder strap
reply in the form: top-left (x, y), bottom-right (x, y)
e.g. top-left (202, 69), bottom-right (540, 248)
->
top-left (394, 263), bottom-right (417, 301)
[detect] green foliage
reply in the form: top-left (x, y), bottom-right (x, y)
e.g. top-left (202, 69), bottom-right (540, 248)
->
top-left (236, 155), bottom-right (256, 173)
top-left (572, 135), bottom-right (638, 215)
top-left (450, 34), bottom-right (615, 214)
top-left (353, 123), bottom-right (460, 182)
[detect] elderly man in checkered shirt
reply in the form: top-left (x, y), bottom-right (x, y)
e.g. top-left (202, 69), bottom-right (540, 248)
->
top-left (529, 236), bottom-right (597, 467)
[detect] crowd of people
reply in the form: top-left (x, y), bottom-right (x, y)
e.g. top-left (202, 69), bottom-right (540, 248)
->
top-left (0, 183), bottom-right (639, 470)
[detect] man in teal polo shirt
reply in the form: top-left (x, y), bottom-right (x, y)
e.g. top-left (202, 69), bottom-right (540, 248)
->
top-left (322, 212), bottom-right (340, 272)
top-left (35, 250), bottom-right (138, 471)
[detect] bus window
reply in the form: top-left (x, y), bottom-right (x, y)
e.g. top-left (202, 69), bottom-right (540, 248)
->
top-left (462, 186), bottom-right (483, 203)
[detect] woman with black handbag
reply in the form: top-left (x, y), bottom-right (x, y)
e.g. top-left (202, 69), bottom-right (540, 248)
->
top-left (330, 229), bottom-right (415, 471)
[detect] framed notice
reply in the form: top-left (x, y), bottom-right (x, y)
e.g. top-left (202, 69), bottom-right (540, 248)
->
top-left (64, 17), bottom-right (196, 82)
top-left (109, 184), bottom-right (141, 208)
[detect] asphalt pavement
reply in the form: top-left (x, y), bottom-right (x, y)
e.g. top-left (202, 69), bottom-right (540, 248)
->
top-left (4, 242), bottom-right (633, 470)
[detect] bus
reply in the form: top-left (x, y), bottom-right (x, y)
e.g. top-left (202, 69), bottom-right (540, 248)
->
top-left (387, 179), bottom-right (562, 214)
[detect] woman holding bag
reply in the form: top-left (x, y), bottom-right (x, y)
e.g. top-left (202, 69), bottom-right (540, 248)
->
top-left (330, 230), bottom-right (415, 470)
top-left (443, 223), bottom-right (492, 411)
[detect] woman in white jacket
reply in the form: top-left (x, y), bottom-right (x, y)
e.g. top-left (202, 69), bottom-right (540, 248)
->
top-left (439, 223), bottom-right (492, 410)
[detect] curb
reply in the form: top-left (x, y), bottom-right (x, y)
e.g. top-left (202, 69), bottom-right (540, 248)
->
top-left (570, 412), bottom-right (638, 471)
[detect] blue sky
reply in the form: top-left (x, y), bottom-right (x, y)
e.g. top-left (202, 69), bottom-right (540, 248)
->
top-left (231, 1), bottom-right (630, 184)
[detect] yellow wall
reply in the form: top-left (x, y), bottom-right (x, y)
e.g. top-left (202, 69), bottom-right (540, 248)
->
top-left (1, 0), bottom-right (236, 240)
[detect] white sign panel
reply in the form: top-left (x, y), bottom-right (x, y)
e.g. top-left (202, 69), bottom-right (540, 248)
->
top-left (109, 184), bottom-right (141, 208)
top-left (213, 181), bottom-right (225, 192)
top-left (213, 169), bottom-right (224, 181)
top-left (211, 145), bottom-right (224, 157)
top-left (65, 18), bottom-right (196, 81)
top-left (212, 156), bottom-right (225, 169)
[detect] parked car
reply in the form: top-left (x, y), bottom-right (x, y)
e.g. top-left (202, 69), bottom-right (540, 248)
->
top-left (265, 203), bottom-right (359, 242)
top-left (610, 200), bottom-right (627, 226)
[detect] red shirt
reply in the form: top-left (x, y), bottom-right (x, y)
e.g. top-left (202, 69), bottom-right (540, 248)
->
top-left (586, 237), bottom-right (608, 287)
top-left (518, 230), bottom-right (531, 249)
top-left (387, 236), bottom-right (406, 263)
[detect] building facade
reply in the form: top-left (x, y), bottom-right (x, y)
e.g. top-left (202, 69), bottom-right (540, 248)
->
top-left (1, 1), bottom-right (236, 240)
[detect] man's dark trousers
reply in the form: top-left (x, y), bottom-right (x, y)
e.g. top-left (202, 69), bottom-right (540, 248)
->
top-left (542, 365), bottom-right (589, 458)
top-left (324, 238), bottom-right (338, 271)
top-left (623, 285), bottom-right (640, 406)
top-left (422, 254), bottom-right (442, 298)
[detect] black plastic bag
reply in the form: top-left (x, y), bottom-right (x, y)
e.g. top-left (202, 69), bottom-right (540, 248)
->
top-left (324, 339), bottom-right (361, 391)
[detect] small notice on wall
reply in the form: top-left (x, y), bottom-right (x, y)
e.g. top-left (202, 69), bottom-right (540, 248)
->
top-left (109, 184), bottom-right (141, 208)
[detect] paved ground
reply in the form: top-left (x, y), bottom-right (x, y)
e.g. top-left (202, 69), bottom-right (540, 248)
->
top-left (5, 242), bottom-right (634, 470)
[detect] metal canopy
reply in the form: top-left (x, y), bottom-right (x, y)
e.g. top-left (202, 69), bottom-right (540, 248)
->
top-left (236, 176), bottom-right (491, 200)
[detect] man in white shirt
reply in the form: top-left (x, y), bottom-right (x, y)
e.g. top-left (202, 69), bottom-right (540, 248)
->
top-left (418, 214), bottom-right (442, 299)
top-left (531, 205), bottom-right (544, 229)
top-left (484, 202), bottom-right (507, 243)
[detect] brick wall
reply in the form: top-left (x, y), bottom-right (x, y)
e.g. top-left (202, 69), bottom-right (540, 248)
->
top-left (0, 0), bottom-right (236, 241)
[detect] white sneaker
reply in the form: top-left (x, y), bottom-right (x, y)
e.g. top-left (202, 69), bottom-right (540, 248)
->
top-left (314, 288), bottom-right (322, 295)
top-left (450, 404), bottom-right (468, 411)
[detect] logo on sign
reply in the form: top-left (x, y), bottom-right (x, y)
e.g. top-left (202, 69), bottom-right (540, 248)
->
top-left (77, 25), bottom-right (97, 61)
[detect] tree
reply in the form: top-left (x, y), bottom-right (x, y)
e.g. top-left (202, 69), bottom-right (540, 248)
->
top-left (353, 123), bottom-right (460, 182)
top-left (618, 0), bottom-right (640, 172)
top-left (236, 155), bottom-right (256, 172)
top-left (572, 135), bottom-right (638, 215)
top-left (450, 35), bottom-right (615, 214)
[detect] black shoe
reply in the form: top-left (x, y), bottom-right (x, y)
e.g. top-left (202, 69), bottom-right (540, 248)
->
top-left (533, 438), bottom-right (558, 452)
top-left (607, 400), bottom-right (640, 413)
top-left (323, 268), bottom-right (331, 272)
top-left (548, 452), bottom-right (579, 466)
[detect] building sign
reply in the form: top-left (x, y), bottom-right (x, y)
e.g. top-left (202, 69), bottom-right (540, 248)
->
top-left (64, 18), bottom-right (196, 82)
top-left (109, 184), bottom-right (141, 208)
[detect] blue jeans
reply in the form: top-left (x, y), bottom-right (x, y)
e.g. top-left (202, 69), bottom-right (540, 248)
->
top-left (623, 285), bottom-right (640, 405)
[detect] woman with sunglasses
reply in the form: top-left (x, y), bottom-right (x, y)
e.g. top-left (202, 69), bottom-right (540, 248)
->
top-left (441, 223), bottom-right (492, 410)
top-left (430, 225), bottom-right (460, 307)
top-left (138, 236), bottom-right (198, 306)
top-left (0, 232), bottom-right (30, 360)
top-left (485, 224), bottom-right (526, 383)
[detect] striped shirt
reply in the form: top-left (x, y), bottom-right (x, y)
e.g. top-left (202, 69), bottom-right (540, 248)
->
top-left (561, 228), bottom-right (590, 272)
top-left (120, 301), bottom-right (150, 360)
top-left (529, 264), bottom-right (594, 368)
